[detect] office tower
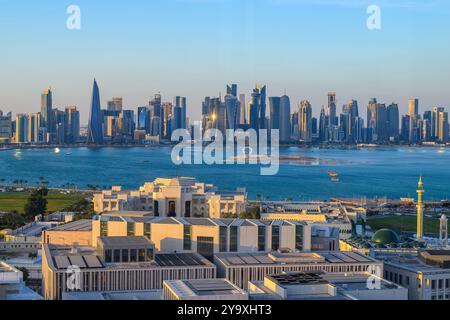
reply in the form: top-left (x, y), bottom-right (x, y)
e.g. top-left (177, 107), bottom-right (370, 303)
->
top-left (215, 98), bottom-right (227, 134)
top-left (318, 106), bottom-right (326, 142)
top-left (408, 98), bottom-right (419, 117)
top-left (401, 115), bottom-right (411, 142)
top-left (354, 117), bottom-right (364, 143)
top-left (291, 113), bottom-right (299, 140)
top-left (248, 85), bottom-right (266, 130)
top-left (226, 84), bottom-right (237, 97)
top-left (87, 79), bottom-right (104, 144)
top-left (107, 97), bottom-right (123, 112)
top-left (225, 94), bottom-right (239, 130)
top-left (408, 98), bottom-right (419, 143)
top-left (65, 106), bottom-right (80, 143)
top-left (327, 93), bottom-right (337, 126)
top-left (269, 97), bottom-right (281, 131)
top-left (27, 113), bottom-right (37, 143)
top-left (0, 111), bottom-right (12, 143)
top-left (279, 95), bottom-right (291, 143)
top-left (387, 103), bottom-right (400, 141)
top-left (438, 111), bottom-right (449, 143)
top-left (375, 104), bottom-right (388, 142)
top-left (422, 119), bottom-right (431, 142)
top-left (41, 87), bottom-right (53, 133)
top-left (342, 100), bottom-right (359, 143)
top-left (137, 107), bottom-right (151, 133)
top-left (431, 107), bottom-right (445, 141)
top-left (311, 118), bottom-right (318, 137)
top-left (416, 177), bottom-right (424, 241)
top-left (174, 96), bottom-right (187, 129)
top-left (367, 98), bottom-right (378, 142)
top-left (105, 116), bottom-right (117, 137)
top-left (239, 94), bottom-right (246, 125)
top-left (53, 109), bottom-right (66, 145)
top-left (15, 114), bottom-right (28, 143)
top-left (149, 94), bottom-right (163, 137)
top-left (298, 100), bottom-right (312, 142)
top-left (172, 105), bottom-right (182, 131)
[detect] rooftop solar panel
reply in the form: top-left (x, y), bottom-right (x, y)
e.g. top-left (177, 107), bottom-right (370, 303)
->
top-left (68, 255), bottom-right (87, 269)
top-left (54, 256), bottom-right (71, 269)
top-left (345, 251), bottom-right (372, 262)
top-left (83, 255), bottom-right (103, 268)
top-left (322, 253), bottom-right (343, 263)
top-left (332, 253), bottom-right (357, 263)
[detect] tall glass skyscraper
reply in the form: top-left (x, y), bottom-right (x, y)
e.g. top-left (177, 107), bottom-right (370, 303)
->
top-left (279, 95), bottom-right (291, 142)
top-left (41, 87), bottom-right (53, 132)
top-left (87, 79), bottom-right (103, 144)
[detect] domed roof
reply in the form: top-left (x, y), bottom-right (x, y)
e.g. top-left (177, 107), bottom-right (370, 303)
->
top-left (372, 229), bottom-right (400, 245)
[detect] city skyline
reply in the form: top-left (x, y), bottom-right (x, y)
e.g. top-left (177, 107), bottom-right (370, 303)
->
top-left (0, 0), bottom-right (449, 122)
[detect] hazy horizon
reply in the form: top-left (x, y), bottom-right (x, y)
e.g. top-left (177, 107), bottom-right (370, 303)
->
top-left (1, 0), bottom-right (449, 123)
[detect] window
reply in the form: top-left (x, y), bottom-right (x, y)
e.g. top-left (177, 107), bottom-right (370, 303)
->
top-left (100, 221), bottom-right (108, 237)
top-left (272, 226), bottom-right (280, 251)
top-left (105, 249), bottom-right (112, 263)
top-left (439, 279), bottom-right (443, 289)
top-left (183, 225), bottom-right (192, 251)
top-left (185, 201), bottom-right (191, 217)
top-left (122, 249), bottom-right (129, 263)
top-left (146, 248), bottom-right (154, 261)
top-left (138, 249), bottom-right (146, 262)
top-left (295, 224), bottom-right (303, 251)
top-left (144, 223), bottom-right (151, 239)
top-left (130, 249), bottom-right (137, 262)
top-left (127, 222), bottom-right (135, 236)
top-left (432, 280), bottom-right (436, 290)
top-left (154, 201), bottom-right (159, 216)
top-left (219, 226), bottom-right (227, 252)
top-left (169, 201), bottom-right (176, 217)
top-left (258, 226), bottom-right (266, 252)
top-left (230, 226), bottom-right (238, 252)
top-left (114, 249), bottom-right (121, 262)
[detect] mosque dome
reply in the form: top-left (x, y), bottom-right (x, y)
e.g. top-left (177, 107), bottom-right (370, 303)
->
top-left (372, 229), bottom-right (400, 245)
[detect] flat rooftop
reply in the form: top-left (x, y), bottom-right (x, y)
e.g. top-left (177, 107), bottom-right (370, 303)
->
top-left (215, 251), bottom-right (378, 267)
top-left (98, 236), bottom-right (153, 248)
top-left (50, 219), bottom-right (92, 231)
top-left (379, 252), bottom-right (450, 273)
top-left (63, 290), bottom-right (162, 300)
top-left (165, 279), bottom-right (247, 298)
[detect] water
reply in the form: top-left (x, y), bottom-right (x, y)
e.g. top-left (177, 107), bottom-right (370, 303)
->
top-left (0, 146), bottom-right (449, 200)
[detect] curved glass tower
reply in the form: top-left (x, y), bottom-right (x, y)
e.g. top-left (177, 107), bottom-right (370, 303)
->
top-left (87, 79), bottom-right (103, 144)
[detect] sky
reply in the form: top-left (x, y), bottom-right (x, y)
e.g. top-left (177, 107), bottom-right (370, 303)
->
top-left (0, 0), bottom-right (449, 124)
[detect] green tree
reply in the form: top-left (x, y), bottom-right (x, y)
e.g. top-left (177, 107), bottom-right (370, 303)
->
top-left (23, 188), bottom-right (49, 220)
top-left (0, 211), bottom-right (26, 229)
top-left (239, 206), bottom-right (261, 220)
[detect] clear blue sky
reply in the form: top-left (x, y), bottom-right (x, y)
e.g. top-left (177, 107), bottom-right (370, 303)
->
top-left (0, 0), bottom-right (449, 123)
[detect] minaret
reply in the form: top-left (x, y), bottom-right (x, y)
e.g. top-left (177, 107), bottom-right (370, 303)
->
top-left (440, 215), bottom-right (448, 248)
top-left (416, 176), bottom-right (425, 240)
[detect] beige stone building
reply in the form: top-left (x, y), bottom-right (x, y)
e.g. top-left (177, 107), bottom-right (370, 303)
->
top-left (93, 177), bottom-right (246, 218)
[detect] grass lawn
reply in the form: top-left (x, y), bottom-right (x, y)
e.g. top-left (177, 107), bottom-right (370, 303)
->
top-left (0, 192), bottom-right (85, 213)
top-left (367, 215), bottom-right (448, 235)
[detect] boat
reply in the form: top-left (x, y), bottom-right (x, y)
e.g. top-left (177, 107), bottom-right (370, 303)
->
top-left (327, 171), bottom-right (340, 182)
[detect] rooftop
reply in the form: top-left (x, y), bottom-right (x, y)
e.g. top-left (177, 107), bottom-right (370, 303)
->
top-left (215, 251), bottom-right (378, 267)
top-left (164, 279), bottom-right (247, 299)
top-left (50, 219), bottom-right (92, 231)
top-left (98, 236), bottom-right (153, 248)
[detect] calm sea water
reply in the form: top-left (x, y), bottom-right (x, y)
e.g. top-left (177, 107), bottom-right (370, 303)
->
top-left (1, 146), bottom-right (449, 200)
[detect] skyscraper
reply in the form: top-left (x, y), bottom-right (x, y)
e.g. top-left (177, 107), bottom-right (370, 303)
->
top-left (387, 103), bottom-right (400, 141)
top-left (225, 94), bottom-right (239, 130)
top-left (65, 106), bottom-right (80, 143)
top-left (298, 100), bottom-right (312, 142)
top-left (239, 94), bottom-right (246, 125)
top-left (107, 97), bottom-right (123, 112)
top-left (41, 87), bottom-right (53, 133)
top-left (226, 84), bottom-right (237, 97)
top-left (248, 85), bottom-right (266, 130)
top-left (327, 93), bottom-right (337, 126)
top-left (174, 96), bottom-right (187, 129)
top-left (269, 97), bottom-right (281, 131)
top-left (279, 95), bottom-right (291, 143)
top-left (408, 98), bottom-right (419, 143)
top-left (87, 79), bottom-right (103, 145)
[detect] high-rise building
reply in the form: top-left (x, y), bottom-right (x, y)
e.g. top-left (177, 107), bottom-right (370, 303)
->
top-left (387, 103), bottom-right (400, 141)
top-left (367, 98), bottom-right (378, 142)
top-left (174, 96), bottom-right (187, 129)
top-left (65, 106), bottom-right (80, 143)
top-left (149, 94), bottom-right (163, 137)
top-left (239, 94), bottom-right (246, 125)
top-left (226, 84), bottom-right (237, 97)
top-left (224, 94), bottom-right (239, 130)
top-left (15, 114), bottom-right (28, 143)
top-left (279, 95), bottom-right (291, 143)
top-left (41, 87), bottom-right (53, 133)
top-left (327, 93), bottom-right (337, 126)
top-left (248, 85), bottom-right (266, 130)
top-left (87, 79), bottom-right (104, 145)
top-left (298, 100), bottom-right (312, 142)
top-left (438, 111), bottom-right (449, 143)
top-left (269, 97), bottom-right (281, 132)
top-left (0, 110), bottom-right (12, 144)
top-left (408, 98), bottom-right (420, 143)
top-left (318, 106), bottom-right (326, 142)
top-left (107, 97), bottom-right (123, 112)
